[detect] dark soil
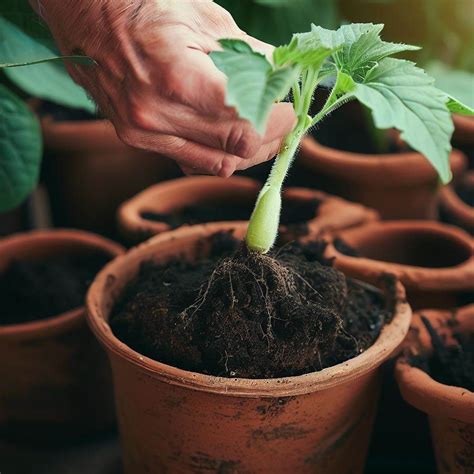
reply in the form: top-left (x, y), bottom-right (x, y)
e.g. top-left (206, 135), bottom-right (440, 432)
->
top-left (0, 254), bottom-right (110, 325)
top-left (333, 237), bottom-right (360, 257)
top-left (411, 316), bottom-right (474, 391)
top-left (111, 233), bottom-right (396, 378)
top-left (141, 197), bottom-right (321, 231)
top-left (38, 100), bottom-right (96, 122)
top-left (456, 179), bottom-right (474, 207)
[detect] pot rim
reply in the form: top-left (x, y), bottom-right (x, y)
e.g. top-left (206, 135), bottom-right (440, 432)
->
top-left (299, 136), bottom-right (465, 186)
top-left (86, 223), bottom-right (411, 398)
top-left (439, 172), bottom-right (474, 229)
top-left (40, 116), bottom-right (128, 153)
top-left (118, 175), bottom-right (261, 237)
top-left (0, 229), bottom-right (124, 339)
top-left (118, 175), bottom-right (380, 242)
top-left (453, 114), bottom-right (474, 144)
top-left (395, 305), bottom-right (474, 423)
top-left (326, 221), bottom-right (474, 291)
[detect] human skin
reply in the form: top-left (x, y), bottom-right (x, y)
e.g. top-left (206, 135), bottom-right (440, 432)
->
top-left (30, 0), bottom-right (297, 176)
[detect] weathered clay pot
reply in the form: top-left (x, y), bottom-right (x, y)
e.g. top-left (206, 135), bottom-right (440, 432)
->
top-left (326, 221), bottom-right (474, 310)
top-left (0, 230), bottom-right (124, 441)
top-left (41, 117), bottom-right (179, 236)
top-left (395, 305), bottom-right (474, 474)
top-left (453, 115), bottom-right (474, 144)
top-left (440, 171), bottom-right (474, 234)
top-left (86, 223), bottom-right (411, 474)
top-left (118, 175), bottom-right (378, 244)
top-left (299, 136), bottom-right (466, 219)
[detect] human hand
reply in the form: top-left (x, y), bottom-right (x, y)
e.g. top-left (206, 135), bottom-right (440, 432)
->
top-left (33, 0), bottom-right (297, 176)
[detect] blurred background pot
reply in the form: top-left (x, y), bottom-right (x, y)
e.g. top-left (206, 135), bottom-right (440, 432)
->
top-left (40, 115), bottom-right (179, 238)
top-left (118, 176), bottom-right (378, 244)
top-left (395, 305), bottom-right (474, 474)
top-left (86, 223), bottom-right (411, 474)
top-left (326, 221), bottom-right (474, 310)
top-left (0, 230), bottom-right (124, 442)
top-left (299, 137), bottom-right (466, 220)
top-left (440, 170), bottom-right (474, 234)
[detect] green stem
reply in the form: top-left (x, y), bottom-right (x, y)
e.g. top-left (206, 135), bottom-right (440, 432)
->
top-left (245, 119), bottom-right (307, 253)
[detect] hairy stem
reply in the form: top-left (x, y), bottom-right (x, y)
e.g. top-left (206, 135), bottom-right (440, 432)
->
top-left (245, 119), bottom-right (307, 253)
top-left (246, 89), bottom-right (351, 253)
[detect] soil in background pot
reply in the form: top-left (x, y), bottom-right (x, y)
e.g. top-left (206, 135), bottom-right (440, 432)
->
top-left (111, 233), bottom-right (396, 379)
top-left (38, 100), bottom-right (96, 122)
top-left (411, 316), bottom-right (474, 391)
top-left (0, 253), bottom-right (111, 325)
top-left (456, 179), bottom-right (474, 207)
top-left (141, 197), bottom-right (321, 230)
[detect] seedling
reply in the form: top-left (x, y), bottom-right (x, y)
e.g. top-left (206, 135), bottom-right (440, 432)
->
top-left (211, 23), bottom-right (474, 253)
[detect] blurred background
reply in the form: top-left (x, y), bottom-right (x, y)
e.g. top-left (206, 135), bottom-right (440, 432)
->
top-left (0, 0), bottom-right (472, 240)
top-left (0, 1), bottom-right (473, 473)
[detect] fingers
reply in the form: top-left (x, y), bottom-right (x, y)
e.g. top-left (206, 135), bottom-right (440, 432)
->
top-left (263, 103), bottom-right (297, 144)
top-left (235, 137), bottom-right (283, 171)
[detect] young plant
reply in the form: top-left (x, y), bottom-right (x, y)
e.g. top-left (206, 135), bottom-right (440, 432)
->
top-left (211, 23), bottom-right (474, 253)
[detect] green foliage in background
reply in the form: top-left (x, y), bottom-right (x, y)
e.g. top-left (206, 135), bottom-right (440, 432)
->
top-left (0, 15), bottom-right (94, 211)
top-left (216, 0), bottom-right (339, 46)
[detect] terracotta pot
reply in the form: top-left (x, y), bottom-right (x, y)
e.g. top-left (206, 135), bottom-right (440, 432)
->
top-left (41, 117), bottom-right (179, 236)
top-left (118, 175), bottom-right (379, 244)
top-left (326, 221), bottom-right (474, 310)
top-left (0, 229), bottom-right (124, 441)
top-left (395, 305), bottom-right (474, 474)
top-left (299, 136), bottom-right (466, 219)
top-left (440, 170), bottom-right (474, 234)
top-left (453, 115), bottom-right (474, 146)
top-left (86, 223), bottom-right (411, 474)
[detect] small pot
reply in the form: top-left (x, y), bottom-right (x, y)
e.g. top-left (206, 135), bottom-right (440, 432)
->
top-left (395, 305), bottom-right (474, 474)
top-left (86, 223), bottom-right (411, 474)
top-left (0, 229), bottom-right (124, 441)
top-left (326, 221), bottom-right (474, 310)
top-left (41, 117), bottom-right (179, 236)
top-left (118, 175), bottom-right (378, 244)
top-left (299, 136), bottom-right (466, 219)
top-left (440, 171), bottom-right (474, 234)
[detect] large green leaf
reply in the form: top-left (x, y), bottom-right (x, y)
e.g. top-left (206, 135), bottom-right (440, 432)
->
top-left (0, 85), bottom-right (42, 211)
top-left (353, 58), bottom-right (454, 183)
top-left (314, 23), bottom-right (419, 81)
top-left (211, 39), bottom-right (297, 133)
top-left (0, 17), bottom-right (95, 113)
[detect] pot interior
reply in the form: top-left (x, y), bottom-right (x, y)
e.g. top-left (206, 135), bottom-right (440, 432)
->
top-left (345, 227), bottom-right (472, 268)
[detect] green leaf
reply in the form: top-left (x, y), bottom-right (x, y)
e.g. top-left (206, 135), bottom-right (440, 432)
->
top-left (446, 96), bottom-right (474, 116)
top-left (0, 85), bottom-right (42, 211)
top-left (0, 17), bottom-right (96, 112)
top-left (353, 58), bottom-right (453, 183)
top-left (211, 39), bottom-right (297, 133)
top-left (274, 28), bottom-right (338, 68)
top-left (0, 17), bottom-right (93, 67)
top-left (315, 23), bottom-right (419, 81)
